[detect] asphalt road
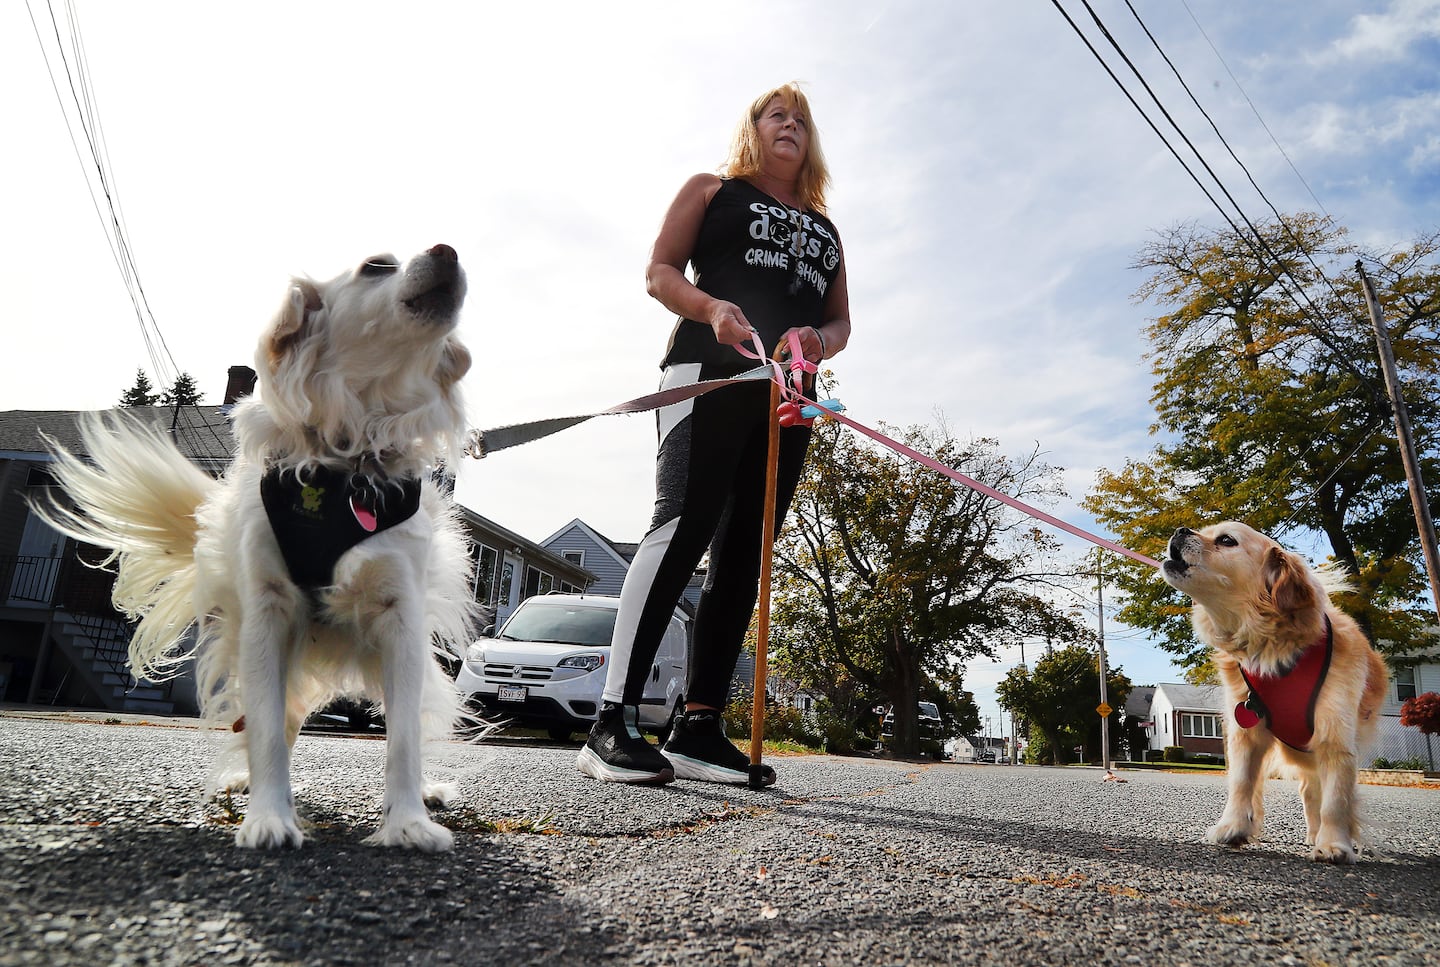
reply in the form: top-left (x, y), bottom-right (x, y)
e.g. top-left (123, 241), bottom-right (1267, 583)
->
top-left (2, 711), bottom-right (1438, 966)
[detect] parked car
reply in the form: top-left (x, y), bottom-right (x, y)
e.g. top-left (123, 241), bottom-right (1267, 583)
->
top-left (455, 593), bottom-right (687, 742)
top-left (880, 701), bottom-right (945, 758)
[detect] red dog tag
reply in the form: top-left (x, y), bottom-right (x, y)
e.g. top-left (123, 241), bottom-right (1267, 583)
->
top-left (351, 497), bottom-right (378, 533)
top-left (1234, 701), bottom-right (1261, 729)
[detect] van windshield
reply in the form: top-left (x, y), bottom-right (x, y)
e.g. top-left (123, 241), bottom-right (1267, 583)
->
top-left (499, 602), bottom-right (618, 647)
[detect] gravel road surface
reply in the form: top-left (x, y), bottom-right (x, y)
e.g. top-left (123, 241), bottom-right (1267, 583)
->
top-left (2, 711), bottom-right (1437, 966)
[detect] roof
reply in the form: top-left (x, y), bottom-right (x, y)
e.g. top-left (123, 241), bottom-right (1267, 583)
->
top-left (1153, 683), bottom-right (1223, 712)
top-left (1124, 685), bottom-right (1156, 717)
top-left (456, 507), bottom-right (596, 586)
top-left (541, 517), bottom-right (636, 569)
top-left (0, 406), bottom-right (235, 470)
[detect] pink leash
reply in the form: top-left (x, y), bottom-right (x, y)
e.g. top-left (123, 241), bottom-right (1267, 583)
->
top-left (467, 329), bottom-right (1158, 569)
top-left (740, 330), bottom-right (1161, 569)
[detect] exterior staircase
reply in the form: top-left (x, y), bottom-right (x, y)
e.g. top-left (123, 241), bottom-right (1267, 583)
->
top-left (51, 609), bottom-right (176, 715)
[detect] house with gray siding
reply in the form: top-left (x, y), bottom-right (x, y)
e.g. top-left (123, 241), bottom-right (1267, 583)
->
top-left (0, 367), bottom-right (592, 714)
top-left (541, 518), bottom-right (703, 611)
top-left (1380, 645), bottom-right (1440, 768)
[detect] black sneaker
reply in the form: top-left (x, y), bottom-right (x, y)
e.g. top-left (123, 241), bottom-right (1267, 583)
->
top-left (662, 709), bottom-right (776, 786)
top-left (576, 702), bottom-right (675, 785)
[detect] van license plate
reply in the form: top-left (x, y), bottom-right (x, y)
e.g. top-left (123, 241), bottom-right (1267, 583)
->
top-left (497, 684), bottom-right (527, 703)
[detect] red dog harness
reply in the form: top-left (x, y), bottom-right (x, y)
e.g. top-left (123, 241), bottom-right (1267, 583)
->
top-left (1233, 615), bottom-right (1334, 752)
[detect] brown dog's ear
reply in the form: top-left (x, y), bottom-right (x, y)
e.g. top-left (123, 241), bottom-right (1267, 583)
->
top-left (265, 280), bottom-right (323, 369)
top-left (437, 335), bottom-right (472, 389)
top-left (1264, 545), bottom-right (1317, 617)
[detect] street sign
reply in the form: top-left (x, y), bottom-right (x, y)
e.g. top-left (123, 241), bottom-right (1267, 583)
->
top-left (1096, 702), bottom-right (1112, 718)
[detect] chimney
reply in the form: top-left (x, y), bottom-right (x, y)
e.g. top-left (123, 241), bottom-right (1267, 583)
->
top-left (223, 365), bottom-right (257, 405)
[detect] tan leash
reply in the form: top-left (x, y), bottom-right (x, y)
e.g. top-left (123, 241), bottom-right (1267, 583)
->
top-left (748, 341), bottom-right (791, 789)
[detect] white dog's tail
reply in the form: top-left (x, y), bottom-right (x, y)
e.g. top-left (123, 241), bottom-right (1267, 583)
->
top-left (35, 411), bottom-right (220, 681)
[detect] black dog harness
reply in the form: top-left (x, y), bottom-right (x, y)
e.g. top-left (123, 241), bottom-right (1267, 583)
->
top-left (1232, 615), bottom-right (1334, 752)
top-left (260, 465), bottom-right (422, 590)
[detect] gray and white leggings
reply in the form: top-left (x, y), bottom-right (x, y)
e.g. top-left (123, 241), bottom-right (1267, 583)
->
top-left (602, 362), bottom-right (812, 709)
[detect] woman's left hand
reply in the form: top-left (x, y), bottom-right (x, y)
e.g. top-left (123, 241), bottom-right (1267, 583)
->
top-left (783, 326), bottom-right (826, 365)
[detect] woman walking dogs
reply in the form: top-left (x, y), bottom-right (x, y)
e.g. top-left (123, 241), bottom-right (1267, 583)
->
top-left (578, 83), bottom-right (852, 786)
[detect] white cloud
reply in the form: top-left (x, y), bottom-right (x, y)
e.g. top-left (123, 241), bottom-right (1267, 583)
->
top-left (1330, 0), bottom-right (1440, 62)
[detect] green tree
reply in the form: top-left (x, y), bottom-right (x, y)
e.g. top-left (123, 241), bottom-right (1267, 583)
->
top-left (118, 369), bottom-right (160, 407)
top-left (1084, 215), bottom-right (1440, 667)
top-left (997, 644), bottom-right (1131, 765)
top-left (769, 405), bottom-right (1081, 755)
top-left (160, 372), bottom-right (203, 406)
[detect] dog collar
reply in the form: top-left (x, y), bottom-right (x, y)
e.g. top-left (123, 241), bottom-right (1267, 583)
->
top-left (260, 465), bottom-right (422, 590)
top-left (1233, 615), bottom-right (1334, 752)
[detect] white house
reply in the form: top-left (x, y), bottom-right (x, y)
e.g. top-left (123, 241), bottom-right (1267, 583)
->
top-left (1378, 652), bottom-right (1439, 767)
top-left (1147, 683), bottom-right (1225, 760)
top-left (1145, 653), bottom-right (1439, 769)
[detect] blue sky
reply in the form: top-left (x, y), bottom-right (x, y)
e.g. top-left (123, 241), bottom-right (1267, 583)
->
top-left (5, 1), bottom-right (1440, 724)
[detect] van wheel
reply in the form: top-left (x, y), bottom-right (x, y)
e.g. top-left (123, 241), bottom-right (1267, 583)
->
top-left (547, 727), bottom-right (573, 743)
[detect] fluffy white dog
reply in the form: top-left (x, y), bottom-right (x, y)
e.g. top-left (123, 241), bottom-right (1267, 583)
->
top-left (40, 244), bottom-right (477, 851)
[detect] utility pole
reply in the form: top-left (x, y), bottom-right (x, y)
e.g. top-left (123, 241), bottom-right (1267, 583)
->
top-left (1096, 552), bottom-right (1112, 775)
top-left (1357, 262), bottom-right (1440, 622)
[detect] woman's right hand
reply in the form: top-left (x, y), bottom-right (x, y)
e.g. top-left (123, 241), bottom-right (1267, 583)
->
top-left (705, 300), bottom-right (755, 347)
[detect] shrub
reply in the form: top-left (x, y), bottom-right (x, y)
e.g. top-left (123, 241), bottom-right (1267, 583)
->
top-left (1163, 746), bottom-right (1187, 763)
top-left (722, 691), bottom-right (822, 748)
top-left (1400, 692), bottom-right (1440, 735)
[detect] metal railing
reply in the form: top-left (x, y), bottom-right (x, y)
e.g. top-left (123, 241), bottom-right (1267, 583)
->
top-left (1, 553), bottom-right (152, 699)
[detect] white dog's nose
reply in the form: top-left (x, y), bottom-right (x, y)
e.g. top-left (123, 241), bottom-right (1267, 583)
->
top-left (428, 243), bottom-right (458, 262)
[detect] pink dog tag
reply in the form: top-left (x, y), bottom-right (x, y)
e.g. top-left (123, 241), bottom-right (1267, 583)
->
top-left (1234, 701), bottom-right (1261, 729)
top-left (351, 497), bottom-right (378, 533)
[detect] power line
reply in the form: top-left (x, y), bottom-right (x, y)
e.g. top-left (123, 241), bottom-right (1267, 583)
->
top-left (1176, 0), bottom-right (1331, 218)
top-left (28, 1), bottom-right (235, 460)
top-left (1121, 1), bottom-right (1361, 344)
top-left (1051, 0), bottom-right (1390, 419)
top-left (29, 0), bottom-right (181, 394)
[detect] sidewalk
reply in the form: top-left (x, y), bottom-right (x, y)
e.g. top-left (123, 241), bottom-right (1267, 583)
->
top-left (2, 712), bottom-right (1438, 965)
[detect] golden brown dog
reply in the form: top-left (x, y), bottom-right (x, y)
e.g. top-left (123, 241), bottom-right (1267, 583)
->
top-left (1160, 522), bottom-right (1388, 863)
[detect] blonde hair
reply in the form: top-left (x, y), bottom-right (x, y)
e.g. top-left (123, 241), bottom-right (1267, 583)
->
top-left (722, 82), bottom-right (831, 214)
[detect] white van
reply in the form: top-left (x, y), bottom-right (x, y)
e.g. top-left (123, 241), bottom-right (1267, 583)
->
top-left (455, 593), bottom-right (688, 741)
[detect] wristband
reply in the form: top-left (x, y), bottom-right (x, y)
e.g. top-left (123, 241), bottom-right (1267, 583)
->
top-left (810, 326), bottom-right (827, 359)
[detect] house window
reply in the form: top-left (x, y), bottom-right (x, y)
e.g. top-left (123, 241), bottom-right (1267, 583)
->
top-left (473, 544), bottom-right (499, 607)
top-left (1181, 713), bottom-right (1222, 739)
top-left (522, 567), bottom-right (554, 600)
top-left (1396, 666), bottom-right (1416, 702)
top-left (563, 550), bottom-right (584, 567)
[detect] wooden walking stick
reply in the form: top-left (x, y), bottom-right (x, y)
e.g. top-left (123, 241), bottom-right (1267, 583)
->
top-left (748, 342), bottom-right (786, 790)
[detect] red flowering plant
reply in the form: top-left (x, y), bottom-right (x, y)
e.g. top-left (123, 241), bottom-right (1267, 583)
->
top-left (1400, 692), bottom-right (1440, 735)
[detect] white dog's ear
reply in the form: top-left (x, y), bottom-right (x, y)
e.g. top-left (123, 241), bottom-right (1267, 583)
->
top-left (265, 279), bottom-right (324, 369)
top-left (437, 335), bottom-right (471, 389)
top-left (1264, 545), bottom-right (1317, 617)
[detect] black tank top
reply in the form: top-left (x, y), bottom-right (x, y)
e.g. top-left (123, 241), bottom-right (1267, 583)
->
top-left (661, 178), bottom-right (843, 374)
